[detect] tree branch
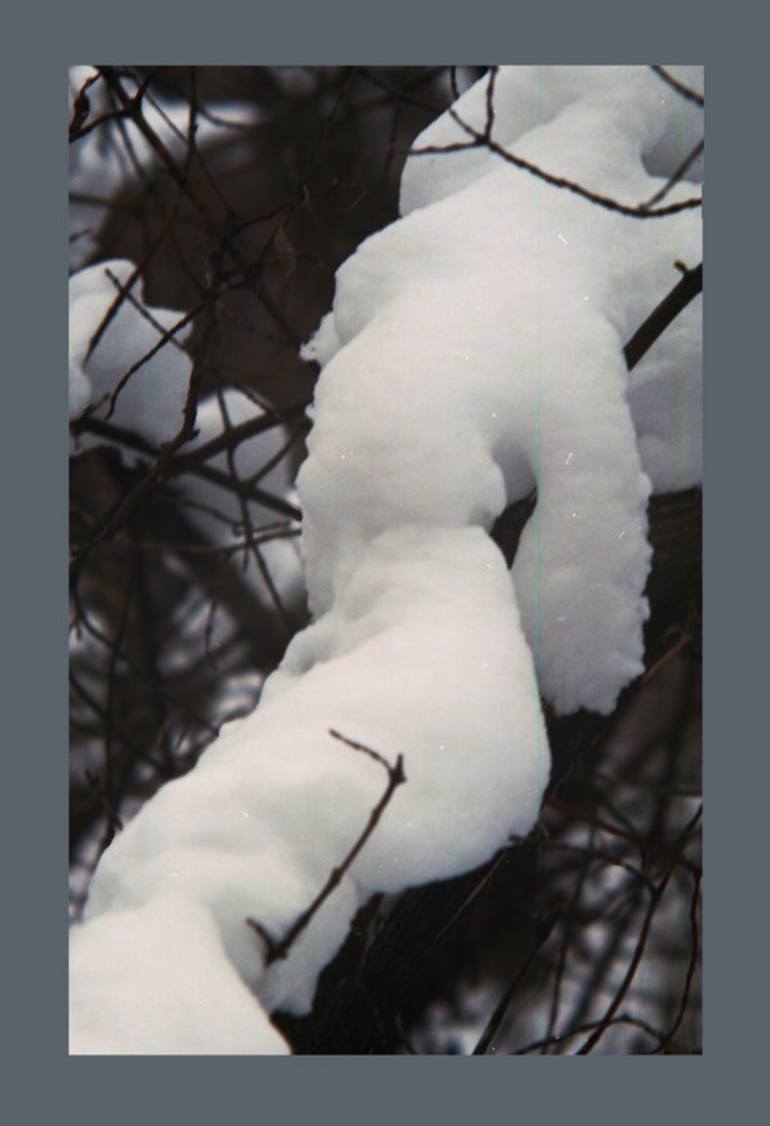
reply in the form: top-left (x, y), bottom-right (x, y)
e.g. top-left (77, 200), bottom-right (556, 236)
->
top-left (246, 730), bottom-right (406, 966)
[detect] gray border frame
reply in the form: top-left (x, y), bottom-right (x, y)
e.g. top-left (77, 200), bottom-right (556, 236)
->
top-left (4, 0), bottom-right (763, 1117)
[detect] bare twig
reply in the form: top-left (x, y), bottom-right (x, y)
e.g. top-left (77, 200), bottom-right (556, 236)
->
top-left (247, 730), bottom-right (406, 965)
top-left (575, 806), bottom-right (701, 1053)
top-left (641, 139), bottom-right (704, 211)
top-left (654, 869), bottom-right (702, 1053)
top-left (515, 1012), bottom-right (666, 1054)
top-left (650, 66), bottom-right (704, 108)
top-left (623, 262), bottom-right (702, 371)
top-left (411, 106), bottom-right (702, 218)
top-left (473, 908), bottom-right (561, 1054)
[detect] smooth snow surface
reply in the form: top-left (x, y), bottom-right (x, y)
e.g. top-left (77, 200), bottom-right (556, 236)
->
top-left (69, 66), bottom-right (702, 1054)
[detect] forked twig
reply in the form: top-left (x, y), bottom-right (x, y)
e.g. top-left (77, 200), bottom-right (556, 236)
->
top-left (247, 730), bottom-right (406, 966)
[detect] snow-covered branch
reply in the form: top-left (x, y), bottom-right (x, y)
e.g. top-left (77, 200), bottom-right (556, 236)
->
top-left (69, 65), bottom-right (702, 1054)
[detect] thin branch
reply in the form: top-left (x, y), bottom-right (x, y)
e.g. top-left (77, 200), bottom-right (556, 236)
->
top-left (71, 415), bottom-right (302, 547)
top-left (247, 730), bottom-right (406, 966)
top-left (650, 66), bottom-right (704, 108)
top-left (545, 795), bottom-right (701, 877)
top-left (473, 908), bottom-right (560, 1054)
top-left (542, 827), bottom-right (596, 1051)
top-left (515, 1012), bottom-right (665, 1055)
top-left (70, 302), bottom-right (217, 573)
top-left (169, 399), bottom-right (310, 468)
top-left (328, 727), bottom-right (397, 772)
top-left (482, 66), bottom-right (498, 140)
top-left (425, 846), bottom-right (513, 954)
top-left (410, 107), bottom-right (702, 218)
top-left (623, 262), bottom-right (702, 371)
top-left (575, 806), bottom-right (701, 1053)
top-left (654, 869), bottom-right (702, 1053)
top-left (68, 70), bottom-right (102, 139)
top-left (213, 383), bottom-right (294, 632)
top-left (641, 139), bottom-right (704, 211)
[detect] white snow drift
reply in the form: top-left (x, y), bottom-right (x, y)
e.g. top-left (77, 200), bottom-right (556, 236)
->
top-left (69, 66), bottom-right (702, 1054)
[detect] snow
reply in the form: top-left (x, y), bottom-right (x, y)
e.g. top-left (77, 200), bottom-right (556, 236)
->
top-left (69, 259), bottom-right (192, 440)
top-left (397, 65), bottom-right (703, 497)
top-left (301, 66), bottom-right (701, 711)
top-left (69, 66), bottom-right (702, 1054)
top-left (627, 313), bottom-right (702, 492)
top-left (69, 898), bottom-right (290, 1054)
top-left (400, 65), bottom-right (703, 216)
top-left (69, 259), bottom-right (304, 610)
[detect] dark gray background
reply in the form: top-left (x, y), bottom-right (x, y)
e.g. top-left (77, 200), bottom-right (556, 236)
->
top-left (2, 0), bottom-right (762, 1117)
